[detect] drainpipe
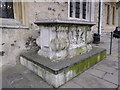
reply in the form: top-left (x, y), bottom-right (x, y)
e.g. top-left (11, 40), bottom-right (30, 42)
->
top-left (98, 0), bottom-right (102, 35)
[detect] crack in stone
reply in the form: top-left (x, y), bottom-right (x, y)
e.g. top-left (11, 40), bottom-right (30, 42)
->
top-left (11, 77), bottom-right (24, 85)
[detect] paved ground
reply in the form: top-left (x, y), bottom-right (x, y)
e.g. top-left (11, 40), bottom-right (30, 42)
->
top-left (0, 32), bottom-right (119, 89)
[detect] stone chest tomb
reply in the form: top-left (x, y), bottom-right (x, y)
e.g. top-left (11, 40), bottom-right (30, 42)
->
top-left (35, 19), bottom-right (94, 60)
top-left (20, 19), bottom-right (106, 88)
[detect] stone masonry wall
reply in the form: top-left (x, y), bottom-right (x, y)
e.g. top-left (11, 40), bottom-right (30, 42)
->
top-left (0, 2), bottom-right (67, 66)
top-left (0, 19), bottom-right (38, 67)
top-left (91, 2), bottom-right (99, 33)
top-left (92, 2), bottom-right (118, 33)
top-left (24, 2), bottom-right (119, 39)
top-left (27, 2), bottom-right (68, 31)
top-left (20, 2), bottom-right (119, 37)
top-left (26, 2), bottom-right (118, 37)
top-left (102, 2), bottom-right (118, 31)
top-left (1, 28), bottom-right (28, 66)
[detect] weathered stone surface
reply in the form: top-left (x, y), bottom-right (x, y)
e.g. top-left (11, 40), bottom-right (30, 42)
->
top-left (85, 68), bottom-right (106, 78)
top-left (35, 20), bottom-right (94, 60)
top-left (94, 64), bottom-right (117, 74)
top-left (34, 19), bottom-right (96, 25)
top-left (11, 77), bottom-right (31, 88)
top-left (98, 59), bottom-right (118, 69)
top-left (72, 72), bottom-right (117, 88)
top-left (2, 64), bottom-right (52, 88)
top-left (2, 78), bottom-right (12, 88)
top-left (103, 73), bottom-right (118, 85)
top-left (113, 71), bottom-right (118, 77)
top-left (1, 31), bottom-right (119, 88)
top-left (20, 47), bottom-right (106, 88)
top-left (1, 19), bottom-right (31, 66)
top-left (21, 68), bottom-right (51, 88)
top-left (0, 18), bottom-right (28, 29)
top-left (20, 47), bottom-right (106, 74)
top-left (60, 81), bottom-right (83, 88)
top-left (45, 71), bottom-right (65, 88)
top-left (105, 56), bottom-right (118, 63)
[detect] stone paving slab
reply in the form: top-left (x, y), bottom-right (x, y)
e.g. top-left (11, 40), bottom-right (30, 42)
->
top-left (11, 77), bottom-right (31, 88)
top-left (103, 73), bottom-right (118, 85)
top-left (2, 78), bottom-right (12, 88)
top-left (60, 81), bottom-right (83, 88)
top-left (72, 72), bottom-right (117, 88)
top-left (104, 55), bottom-right (118, 63)
top-left (85, 68), bottom-right (106, 78)
top-left (93, 64), bottom-right (117, 74)
top-left (113, 70), bottom-right (118, 77)
top-left (97, 58), bottom-right (118, 69)
top-left (2, 64), bottom-right (52, 88)
top-left (20, 68), bottom-right (52, 88)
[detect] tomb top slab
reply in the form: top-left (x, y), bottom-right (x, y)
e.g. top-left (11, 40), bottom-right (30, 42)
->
top-left (34, 19), bottom-right (96, 26)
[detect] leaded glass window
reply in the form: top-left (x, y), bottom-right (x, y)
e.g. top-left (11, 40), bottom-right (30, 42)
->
top-left (70, 1), bottom-right (73, 17)
top-left (69, 0), bottom-right (90, 20)
top-left (0, 1), bottom-right (14, 18)
top-left (82, 2), bottom-right (86, 19)
top-left (75, 2), bottom-right (80, 18)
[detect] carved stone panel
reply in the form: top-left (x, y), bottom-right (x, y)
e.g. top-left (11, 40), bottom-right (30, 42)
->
top-left (35, 20), bottom-right (95, 60)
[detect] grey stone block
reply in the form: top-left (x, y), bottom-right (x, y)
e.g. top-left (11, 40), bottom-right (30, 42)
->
top-left (34, 19), bottom-right (96, 26)
top-left (21, 69), bottom-right (52, 88)
top-left (65, 70), bottom-right (75, 82)
top-left (45, 71), bottom-right (65, 88)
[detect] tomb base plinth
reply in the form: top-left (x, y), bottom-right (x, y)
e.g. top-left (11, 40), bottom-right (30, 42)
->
top-left (20, 47), bottom-right (106, 88)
